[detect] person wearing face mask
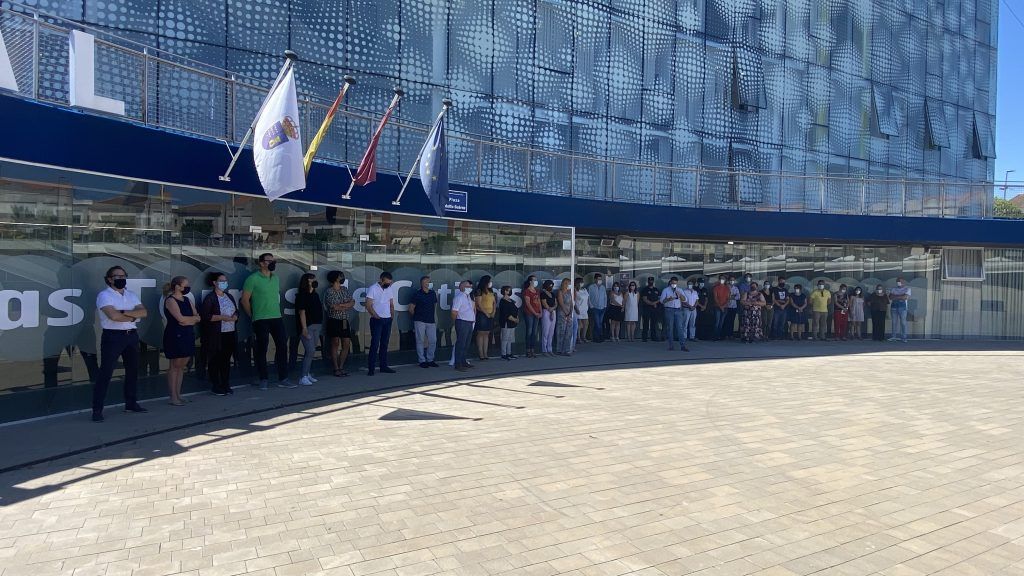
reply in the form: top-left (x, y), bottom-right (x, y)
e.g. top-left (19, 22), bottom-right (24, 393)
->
top-left (724, 275), bottom-right (741, 339)
top-left (408, 276), bottom-right (439, 369)
top-left (696, 278), bottom-right (713, 340)
top-left (660, 277), bottom-right (689, 351)
top-left (740, 282), bottom-right (765, 343)
top-left (241, 253), bottom-right (292, 389)
top-left (849, 286), bottom-right (866, 340)
top-left (521, 275), bottom-right (542, 358)
top-left (574, 278), bottom-right (590, 347)
top-left (832, 284), bottom-right (850, 341)
top-left (738, 273), bottom-right (752, 297)
top-left (201, 271), bottom-right (238, 396)
top-left (809, 281), bottom-right (832, 341)
top-left (771, 277), bottom-right (790, 339)
top-left (295, 273), bottom-right (324, 386)
top-left (867, 284), bottom-right (889, 341)
top-left (92, 266), bottom-right (149, 422)
top-left (162, 276), bottom-right (200, 406)
top-left (323, 271), bottom-right (355, 377)
top-left (607, 282), bottom-right (625, 342)
top-left (788, 284), bottom-right (808, 341)
top-left (681, 280), bottom-right (699, 341)
top-left (624, 282), bottom-right (640, 342)
top-left (888, 277), bottom-right (911, 342)
top-left (587, 273), bottom-right (608, 342)
top-left (539, 279), bottom-right (557, 355)
top-left (365, 271), bottom-right (398, 375)
top-left (556, 278), bottom-right (575, 354)
top-left (712, 275), bottom-right (731, 341)
top-left (760, 280), bottom-right (774, 341)
top-left (499, 286), bottom-right (520, 360)
top-left (451, 280), bottom-right (477, 371)
top-left (473, 275), bottom-right (497, 360)
top-left (640, 277), bottom-right (661, 342)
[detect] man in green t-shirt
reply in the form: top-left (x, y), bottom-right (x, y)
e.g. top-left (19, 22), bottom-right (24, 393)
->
top-left (241, 253), bottom-right (293, 389)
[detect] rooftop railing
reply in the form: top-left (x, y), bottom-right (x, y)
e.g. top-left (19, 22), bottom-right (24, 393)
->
top-left (0, 3), bottom-right (999, 219)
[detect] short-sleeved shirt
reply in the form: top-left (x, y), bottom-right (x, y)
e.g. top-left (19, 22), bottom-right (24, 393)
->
top-left (499, 298), bottom-right (519, 329)
top-left (727, 285), bottom-right (740, 309)
top-left (641, 285), bottom-right (661, 308)
top-left (324, 286), bottom-right (353, 321)
top-left (218, 294), bottom-right (237, 332)
top-left (541, 290), bottom-right (557, 310)
top-left (96, 287), bottom-right (143, 330)
top-left (574, 289), bottom-right (590, 319)
top-left (680, 288), bottom-right (699, 308)
top-left (773, 287), bottom-right (790, 307)
top-left (888, 286), bottom-right (911, 309)
top-left (523, 287), bottom-right (541, 315)
top-left (409, 289), bottom-right (437, 324)
top-left (242, 272), bottom-right (282, 321)
top-left (452, 291), bottom-right (475, 321)
top-left (366, 282), bottom-right (395, 318)
top-left (294, 290), bottom-right (324, 328)
top-left (810, 289), bottom-right (832, 313)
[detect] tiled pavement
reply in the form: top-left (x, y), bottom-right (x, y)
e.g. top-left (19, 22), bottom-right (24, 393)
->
top-left (1, 341), bottom-right (1024, 576)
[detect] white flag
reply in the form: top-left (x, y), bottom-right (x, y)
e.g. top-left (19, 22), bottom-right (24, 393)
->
top-left (253, 67), bottom-right (304, 201)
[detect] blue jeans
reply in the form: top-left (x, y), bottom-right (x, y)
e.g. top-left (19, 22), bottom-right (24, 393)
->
top-left (454, 319), bottom-right (474, 367)
top-left (524, 313), bottom-right (539, 350)
top-left (682, 308), bottom-right (697, 339)
top-left (771, 307), bottom-right (788, 338)
top-left (713, 308), bottom-right (728, 339)
top-left (368, 316), bottom-right (393, 372)
top-left (590, 308), bottom-right (606, 341)
top-left (664, 308), bottom-right (685, 348)
top-left (891, 306), bottom-right (908, 340)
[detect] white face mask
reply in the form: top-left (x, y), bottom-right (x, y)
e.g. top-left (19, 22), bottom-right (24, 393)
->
top-left (795, 289), bottom-right (802, 294)
top-left (670, 282), bottom-right (677, 289)
top-left (613, 286), bottom-right (620, 292)
top-left (342, 279), bottom-right (349, 288)
top-left (840, 289), bottom-right (846, 294)
top-left (427, 283), bottom-right (434, 290)
top-left (531, 280), bottom-right (538, 288)
top-left (818, 285), bottom-right (824, 290)
top-left (686, 284), bottom-right (693, 289)
top-left (897, 282), bottom-right (903, 287)
top-left (597, 280), bottom-right (603, 286)
top-left (719, 279), bottom-right (725, 284)
top-left (463, 287), bottom-right (473, 295)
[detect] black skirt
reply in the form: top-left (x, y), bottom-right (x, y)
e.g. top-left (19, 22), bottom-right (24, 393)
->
top-left (325, 318), bottom-right (351, 339)
top-left (475, 312), bottom-right (494, 332)
top-left (607, 305), bottom-right (624, 322)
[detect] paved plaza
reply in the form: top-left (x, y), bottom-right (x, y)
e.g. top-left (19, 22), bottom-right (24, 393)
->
top-left (2, 343), bottom-right (1024, 576)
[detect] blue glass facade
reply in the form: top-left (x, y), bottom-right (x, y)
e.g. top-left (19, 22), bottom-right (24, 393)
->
top-left (17, 0), bottom-right (998, 208)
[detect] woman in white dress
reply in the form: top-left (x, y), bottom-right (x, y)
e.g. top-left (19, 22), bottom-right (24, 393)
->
top-left (624, 281), bottom-right (640, 341)
top-left (574, 278), bottom-right (589, 348)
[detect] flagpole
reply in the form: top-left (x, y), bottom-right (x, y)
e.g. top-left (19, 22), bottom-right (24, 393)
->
top-left (219, 50), bottom-right (299, 182)
top-left (303, 74), bottom-right (356, 175)
top-left (342, 86), bottom-right (405, 200)
top-left (393, 98), bottom-right (452, 207)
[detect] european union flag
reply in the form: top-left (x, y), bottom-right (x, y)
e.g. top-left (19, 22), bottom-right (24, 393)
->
top-left (418, 115), bottom-right (448, 217)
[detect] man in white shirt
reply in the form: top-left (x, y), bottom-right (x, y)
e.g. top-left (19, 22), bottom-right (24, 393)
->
top-left (660, 276), bottom-right (689, 352)
top-left (365, 271), bottom-right (397, 375)
top-left (451, 280), bottom-right (476, 371)
top-left (92, 265), bottom-right (149, 422)
top-left (681, 280), bottom-right (700, 341)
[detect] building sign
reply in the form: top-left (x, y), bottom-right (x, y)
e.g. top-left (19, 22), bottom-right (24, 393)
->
top-left (444, 190), bottom-right (468, 213)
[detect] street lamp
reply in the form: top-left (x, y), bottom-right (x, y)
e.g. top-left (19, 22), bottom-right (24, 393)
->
top-left (1003, 169), bottom-right (1016, 201)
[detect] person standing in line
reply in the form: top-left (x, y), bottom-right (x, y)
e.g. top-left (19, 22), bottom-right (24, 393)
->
top-left (771, 277), bottom-right (790, 339)
top-left (696, 278), bottom-right (712, 340)
top-left (760, 279), bottom-right (774, 341)
top-left (241, 253), bottom-right (293, 389)
top-left (738, 273), bottom-right (752, 297)
top-left (556, 278), bottom-right (575, 355)
top-left (640, 277), bottom-right (661, 342)
top-left (849, 286), bottom-right (866, 340)
top-left (323, 271), bottom-right (355, 376)
top-left (788, 284), bottom-right (808, 341)
top-left (522, 275), bottom-right (542, 358)
top-left (888, 277), bottom-right (911, 342)
top-left (712, 275), bottom-right (730, 341)
top-left (680, 279), bottom-right (699, 342)
top-left (587, 274), bottom-right (608, 342)
top-left (200, 271), bottom-right (238, 396)
top-left (574, 277), bottom-right (590, 346)
top-left (365, 271), bottom-right (397, 375)
top-left (452, 280), bottom-right (476, 371)
top-left (295, 273), bottom-right (323, 386)
top-left (624, 282), bottom-right (640, 342)
top-left (832, 284), bottom-right (850, 341)
top-left (661, 276), bottom-right (688, 351)
top-left (92, 266), bottom-right (149, 422)
top-left (162, 275), bottom-right (199, 406)
top-left (498, 286), bottom-right (519, 360)
top-left (607, 282), bottom-right (624, 342)
top-left (740, 282), bottom-right (765, 344)
top-left (725, 275), bottom-right (741, 339)
top-left (867, 284), bottom-right (889, 341)
top-left (809, 281), bottom-right (832, 341)
top-left (539, 279), bottom-right (557, 356)
top-left (408, 275), bottom-right (438, 369)
top-left (473, 275), bottom-right (496, 360)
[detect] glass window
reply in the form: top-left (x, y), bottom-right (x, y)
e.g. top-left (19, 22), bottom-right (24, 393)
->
top-left (972, 111), bottom-right (995, 159)
top-left (733, 47), bottom-right (766, 110)
top-left (925, 99), bottom-right (950, 149)
top-left (872, 84), bottom-right (900, 138)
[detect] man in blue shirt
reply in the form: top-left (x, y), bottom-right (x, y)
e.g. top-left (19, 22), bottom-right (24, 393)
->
top-left (587, 273), bottom-right (608, 343)
top-left (408, 275), bottom-right (439, 368)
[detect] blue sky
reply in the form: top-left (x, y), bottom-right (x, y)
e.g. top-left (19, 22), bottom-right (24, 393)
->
top-left (996, 2), bottom-right (1024, 188)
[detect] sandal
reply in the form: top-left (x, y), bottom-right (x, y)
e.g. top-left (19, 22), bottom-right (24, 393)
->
top-left (334, 369), bottom-right (343, 377)
top-left (169, 400), bottom-right (185, 406)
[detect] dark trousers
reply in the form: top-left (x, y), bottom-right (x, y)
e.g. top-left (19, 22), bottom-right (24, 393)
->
top-left (590, 308), bottom-right (606, 341)
top-left (713, 308), bottom-right (727, 339)
top-left (92, 329), bottom-right (140, 414)
top-left (253, 317), bottom-right (288, 381)
top-left (771, 307), bottom-right (789, 338)
top-left (641, 305), bottom-right (659, 340)
top-left (871, 310), bottom-right (887, 341)
top-left (454, 319), bottom-right (474, 367)
top-left (368, 316), bottom-right (393, 372)
top-left (724, 308), bottom-right (738, 338)
top-left (208, 331), bottom-right (236, 394)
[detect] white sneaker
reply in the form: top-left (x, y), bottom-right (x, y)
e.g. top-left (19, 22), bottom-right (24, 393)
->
top-left (299, 375), bottom-right (314, 386)
top-left (307, 375), bottom-right (319, 383)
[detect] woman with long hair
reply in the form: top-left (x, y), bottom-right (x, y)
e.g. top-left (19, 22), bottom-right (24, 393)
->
top-left (624, 281), bottom-right (639, 341)
top-left (323, 270), bottom-right (355, 376)
top-left (295, 273), bottom-right (323, 386)
top-left (539, 279), bottom-right (557, 356)
top-left (521, 275), bottom-right (541, 358)
top-left (607, 281), bottom-right (624, 342)
top-left (555, 278), bottom-right (574, 355)
top-left (740, 282), bottom-right (765, 343)
top-left (199, 271), bottom-right (238, 396)
top-left (163, 275), bottom-right (199, 406)
top-left (473, 275), bottom-right (496, 360)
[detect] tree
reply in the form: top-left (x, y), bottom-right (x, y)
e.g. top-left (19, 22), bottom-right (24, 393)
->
top-left (994, 198), bottom-right (1024, 219)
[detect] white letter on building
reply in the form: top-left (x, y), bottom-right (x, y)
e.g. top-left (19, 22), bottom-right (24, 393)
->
top-left (69, 30), bottom-right (126, 116)
top-left (0, 28), bottom-right (18, 92)
top-left (0, 290), bottom-right (40, 329)
top-left (48, 289), bottom-right (85, 326)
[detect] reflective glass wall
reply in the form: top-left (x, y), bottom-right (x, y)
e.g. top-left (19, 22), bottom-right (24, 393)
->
top-left (11, 0), bottom-right (997, 211)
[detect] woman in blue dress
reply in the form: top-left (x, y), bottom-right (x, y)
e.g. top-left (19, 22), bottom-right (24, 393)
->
top-left (788, 283), bottom-right (809, 341)
top-left (163, 275), bottom-right (200, 406)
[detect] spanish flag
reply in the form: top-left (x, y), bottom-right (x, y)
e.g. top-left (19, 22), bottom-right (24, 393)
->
top-left (303, 77), bottom-right (354, 175)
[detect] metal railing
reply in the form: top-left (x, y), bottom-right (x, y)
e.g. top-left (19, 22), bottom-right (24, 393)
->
top-left (0, 3), bottom-right (1000, 219)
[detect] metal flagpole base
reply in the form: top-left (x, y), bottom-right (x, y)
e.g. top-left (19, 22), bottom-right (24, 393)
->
top-left (391, 200), bottom-right (401, 206)
top-left (219, 176), bottom-right (231, 182)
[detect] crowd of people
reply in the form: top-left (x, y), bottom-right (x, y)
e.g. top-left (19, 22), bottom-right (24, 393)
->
top-left (89, 257), bottom-right (914, 422)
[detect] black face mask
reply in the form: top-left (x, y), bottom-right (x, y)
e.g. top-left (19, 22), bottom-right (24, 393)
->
top-left (265, 262), bottom-right (276, 272)
top-left (112, 278), bottom-right (127, 290)
top-left (312, 281), bottom-right (319, 289)
top-left (181, 286), bottom-right (191, 295)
